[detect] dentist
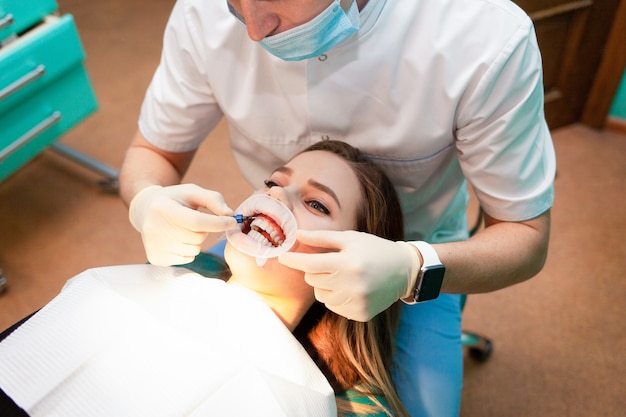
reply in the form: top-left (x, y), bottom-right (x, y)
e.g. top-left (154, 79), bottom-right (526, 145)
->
top-left (120, 1), bottom-right (556, 415)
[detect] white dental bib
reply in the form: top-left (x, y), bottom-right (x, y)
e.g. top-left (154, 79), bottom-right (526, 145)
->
top-left (0, 265), bottom-right (336, 417)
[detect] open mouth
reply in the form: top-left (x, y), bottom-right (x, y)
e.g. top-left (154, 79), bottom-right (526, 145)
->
top-left (242, 214), bottom-right (286, 247)
top-left (226, 194), bottom-right (297, 260)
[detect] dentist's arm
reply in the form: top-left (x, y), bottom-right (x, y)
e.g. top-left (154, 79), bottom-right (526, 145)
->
top-left (120, 130), bottom-right (194, 205)
top-left (435, 210), bottom-right (550, 294)
top-left (278, 210), bottom-right (550, 321)
top-left (120, 130), bottom-right (237, 266)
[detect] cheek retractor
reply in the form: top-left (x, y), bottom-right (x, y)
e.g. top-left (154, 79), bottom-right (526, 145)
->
top-left (226, 194), bottom-right (297, 266)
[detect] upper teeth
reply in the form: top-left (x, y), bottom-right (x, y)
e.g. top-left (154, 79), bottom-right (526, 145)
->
top-left (248, 217), bottom-right (285, 247)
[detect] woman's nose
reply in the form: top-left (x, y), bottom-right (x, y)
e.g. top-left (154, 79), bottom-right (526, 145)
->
top-left (237, 0), bottom-right (280, 41)
top-left (266, 186), bottom-right (294, 210)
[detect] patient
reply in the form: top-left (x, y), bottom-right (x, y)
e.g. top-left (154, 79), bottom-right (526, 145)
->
top-left (0, 141), bottom-right (408, 417)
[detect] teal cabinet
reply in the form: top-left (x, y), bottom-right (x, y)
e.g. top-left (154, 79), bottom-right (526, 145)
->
top-left (0, 3), bottom-right (97, 183)
top-left (0, 0), bottom-right (58, 42)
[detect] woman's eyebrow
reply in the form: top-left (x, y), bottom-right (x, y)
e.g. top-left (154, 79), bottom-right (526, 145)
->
top-left (273, 166), bottom-right (292, 175)
top-left (308, 180), bottom-right (341, 209)
top-left (272, 166), bottom-right (341, 208)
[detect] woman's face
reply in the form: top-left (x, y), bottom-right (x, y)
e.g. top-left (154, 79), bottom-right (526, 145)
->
top-left (265, 149), bottom-right (361, 234)
top-left (224, 150), bottom-right (362, 297)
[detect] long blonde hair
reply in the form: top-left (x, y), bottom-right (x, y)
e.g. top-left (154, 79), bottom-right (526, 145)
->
top-left (292, 141), bottom-right (409, 417)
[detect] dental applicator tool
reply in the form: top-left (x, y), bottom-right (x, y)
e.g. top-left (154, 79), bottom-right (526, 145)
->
top-left (233, 214), bottom-right (255, 223)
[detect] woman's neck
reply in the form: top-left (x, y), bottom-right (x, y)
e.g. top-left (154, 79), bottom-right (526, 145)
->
top-left (226, 278), bottom-right (314, 332)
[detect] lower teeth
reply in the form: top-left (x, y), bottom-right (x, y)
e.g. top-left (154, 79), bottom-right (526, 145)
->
top-left (248, 229), bottom-right (275, 247)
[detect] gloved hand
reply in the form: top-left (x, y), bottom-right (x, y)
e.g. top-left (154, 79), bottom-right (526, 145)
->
top-left (129, 184), bottom-right (237, 266)
top-left (278, 230), bottom-right (421, 321)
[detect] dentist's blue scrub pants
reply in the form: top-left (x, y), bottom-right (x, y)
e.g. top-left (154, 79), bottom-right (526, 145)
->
top-left (392, 294), bottom-right (463, 416)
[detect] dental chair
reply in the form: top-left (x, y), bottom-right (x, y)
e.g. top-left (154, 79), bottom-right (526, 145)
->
top-left (460, 294), bottom-right (492, 362)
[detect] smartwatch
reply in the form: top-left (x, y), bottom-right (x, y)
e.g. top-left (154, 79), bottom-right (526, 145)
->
top-left (404, 241), bottom-right (446, 304)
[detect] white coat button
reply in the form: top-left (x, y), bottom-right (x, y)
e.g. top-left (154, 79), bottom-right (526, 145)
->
top-left (321, 135), bottom-right (330, 141)
top-left (318, 54), bottom-right (328, 61)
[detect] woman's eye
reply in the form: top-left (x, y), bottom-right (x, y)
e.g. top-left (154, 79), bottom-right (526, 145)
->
top-left (308, 200), bottom-right (330, 215)
top-left (264, 179), bottom-right (279, 188)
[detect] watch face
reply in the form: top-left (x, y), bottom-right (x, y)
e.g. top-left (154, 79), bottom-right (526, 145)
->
top-left (417, 265), bottom-right (445, 302)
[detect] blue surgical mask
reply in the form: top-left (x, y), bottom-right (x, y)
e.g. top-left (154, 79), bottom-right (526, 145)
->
top-left (227, 1), bottom-right (360, 61)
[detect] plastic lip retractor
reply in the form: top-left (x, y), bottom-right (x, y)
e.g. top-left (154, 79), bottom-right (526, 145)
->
top-left (226, 194), bottom-right (298, 265)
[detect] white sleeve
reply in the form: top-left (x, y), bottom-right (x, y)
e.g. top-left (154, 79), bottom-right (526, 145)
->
top-left (456, 19), bottom-right (556, 221)
top-left (138, 0), bottom-right (224, 153)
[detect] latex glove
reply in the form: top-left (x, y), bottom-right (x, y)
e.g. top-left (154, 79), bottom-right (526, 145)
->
top-left (129, 184), bottom-right (237, 266)
top-left (278, 230), bottom-right (421, 322)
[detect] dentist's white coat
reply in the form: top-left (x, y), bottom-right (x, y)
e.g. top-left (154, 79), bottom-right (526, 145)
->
top-left (139, 0), bottom-right (555, 243)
